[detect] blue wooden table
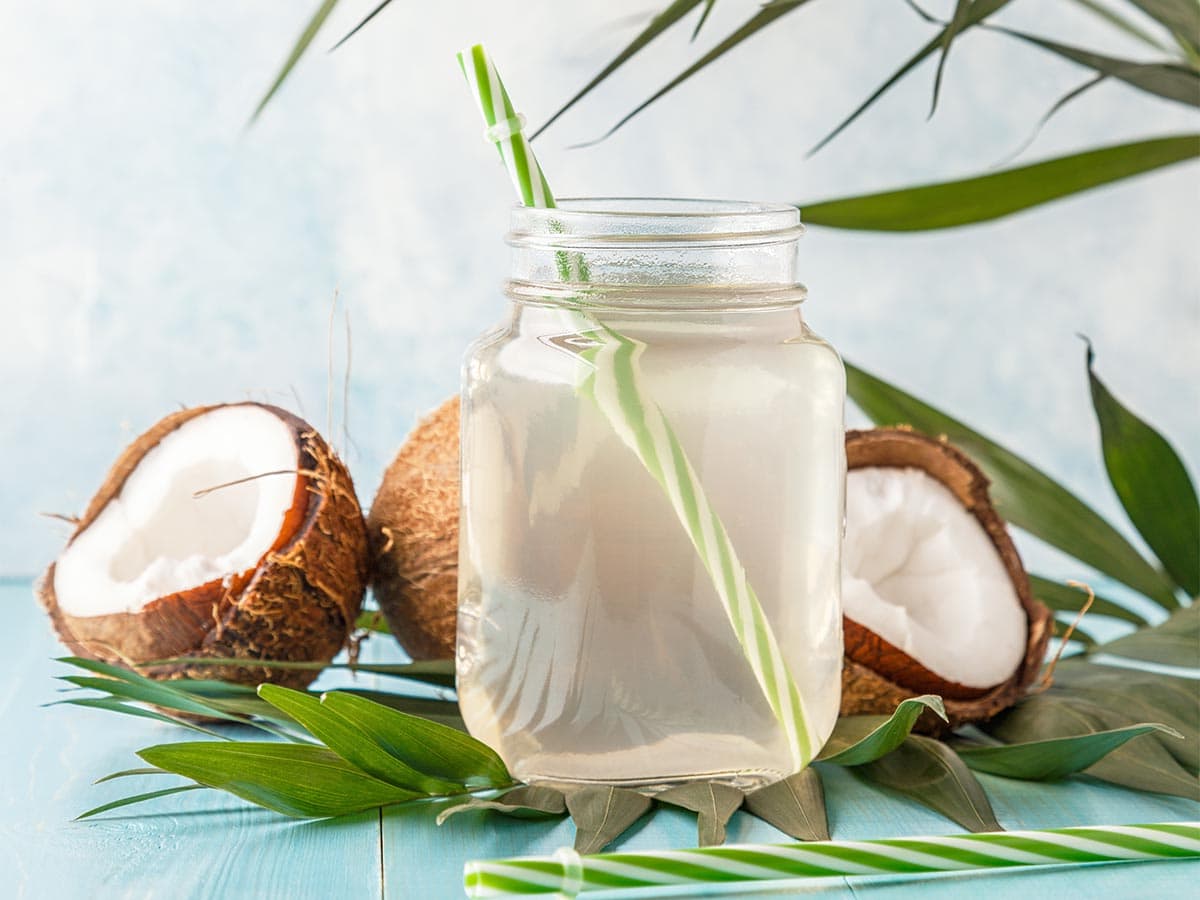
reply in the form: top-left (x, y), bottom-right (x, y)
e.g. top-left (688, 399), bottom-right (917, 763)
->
top-left (1, 576), bottom-right (1196, 899)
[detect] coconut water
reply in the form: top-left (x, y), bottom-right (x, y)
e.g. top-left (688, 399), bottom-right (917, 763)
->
top-left (457, 300), bottom-right (844, 788)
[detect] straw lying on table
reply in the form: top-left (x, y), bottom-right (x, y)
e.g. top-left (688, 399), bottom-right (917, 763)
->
top-left (462, 822), bottom-right (1200, 897)
top-left (456, 43), bottom-right (816, 771)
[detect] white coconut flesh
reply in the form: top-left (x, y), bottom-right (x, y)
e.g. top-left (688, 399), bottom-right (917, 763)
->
top-left (842, 466), bottom-right (1027, 689)
top-left (53, 406), bottom-right (302, 618)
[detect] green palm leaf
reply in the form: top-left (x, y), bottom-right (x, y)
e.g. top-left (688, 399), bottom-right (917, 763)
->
top-left (330, 0), bottom-right (396, 51)
top-left (1029, 575), bottom-right (1148, 626)
top-left (818, 695), bottom-right (947, 765)
top-left (531, 0), bottom-right (709, 139)
top-left (956, 722), bottom-right (1181, 780)
top-left (1067, 0), bottom-right (1174, 52)
top-left (137, 742), bottom-right (421, 818)
top-left (77, 785), bottom-right (209, 821)
top-left (1085, 342), bottom-right (1200, 595)
top-left (985, 24), bottom-right (1200, 108)
top-left (1127, 0), bottom-right (1200, 57)
top-left (810, 0), bottom-right (1014, 155)
top-left (742, 769), bottom-right (828, 841)
top-left (573, 0), bottom-right (819, 145)
top-left (857, 735), bottom-right (1001, 832)
top-left (929, 0), bottom-right (973, 116)
top-left (801, 134), bottom-right (1200, 230)
top-left (251, 0), bottom-right (342, 123)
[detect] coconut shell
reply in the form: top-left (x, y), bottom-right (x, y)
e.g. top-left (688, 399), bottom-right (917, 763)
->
top-left (38, 403), bottom-right (368, 690)
top-left (367, 397), bottom-right (460, 661)
top-left (840, 427), bottom-right (1053, 732)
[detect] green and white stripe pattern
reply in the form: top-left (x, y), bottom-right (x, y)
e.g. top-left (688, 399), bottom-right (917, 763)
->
top-left (457, 44), bottom-right (815, 769)
top-left (464, 822), bottom-right (1200, 897)
top-left (586, 328), bottom-right (814, 766)
top-left (457, 45), bottom-right (555, 208)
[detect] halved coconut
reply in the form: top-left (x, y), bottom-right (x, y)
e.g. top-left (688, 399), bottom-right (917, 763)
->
top-left (38, 403), bottom-right (369, 688)
top-left (367, 397), bottom-right (460, 661)
top-left (840, 428), bottom-right (1052, 730)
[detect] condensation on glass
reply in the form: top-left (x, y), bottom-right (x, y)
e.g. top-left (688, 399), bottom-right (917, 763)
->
top-left (457, 199), bottom-right (845, 790)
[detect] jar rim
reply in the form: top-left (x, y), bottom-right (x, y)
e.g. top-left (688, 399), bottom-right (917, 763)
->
top-left (510, 197), bottom-right (804, 245)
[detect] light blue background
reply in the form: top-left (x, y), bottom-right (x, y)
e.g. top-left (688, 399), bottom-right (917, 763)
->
top-left (2, 0), bottom-right (1197, 591)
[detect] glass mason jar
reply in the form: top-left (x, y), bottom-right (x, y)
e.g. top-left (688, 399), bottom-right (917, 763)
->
top-left (457, 199), bottom-right (844, 790)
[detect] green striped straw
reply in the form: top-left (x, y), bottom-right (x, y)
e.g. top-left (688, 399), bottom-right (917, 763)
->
top-left (464, 822), bottom-right (1200, 897)
top-left (456, 43), bottom-right (816, 769)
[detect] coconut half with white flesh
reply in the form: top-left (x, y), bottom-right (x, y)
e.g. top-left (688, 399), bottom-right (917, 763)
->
top-left (840, 428), bottom-right (1051, 730)
top-left (39, 403), bottom-right (369, 688)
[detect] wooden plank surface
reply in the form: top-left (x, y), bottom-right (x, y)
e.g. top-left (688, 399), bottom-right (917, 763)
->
top-left (2, 577), bottom-right (1196, 899)
top-left (0, 578), bottom-right (383, 900)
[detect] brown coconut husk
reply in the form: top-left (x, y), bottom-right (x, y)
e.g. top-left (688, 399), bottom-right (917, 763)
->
top-left (840, 427), bottom-right (1053, 732)
top-left (38, 403), bottom-right (369, 690)
top-left (367, 397), bottom-right (460, 661)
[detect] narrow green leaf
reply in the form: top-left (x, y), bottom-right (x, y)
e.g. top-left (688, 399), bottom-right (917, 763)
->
top-left (1097, 602), bottom-right (1200, 667)
top-left (582, 0), bottom-right (818, 144)
top-left (818, 695), bottom-right (947, 765)
top-left (1086, 342), bottom-right (1200, 595)
top-left (251, 0), bottom-right (341, 123)
top-left (319, 691), bottom-right (510, 787)
top-left (1083, 728), bottom-right (1200, 798)
top-left (986, 24), bottom-right (1200, 107)
top-left (437, 785), bottom-right (567, 825)
top-left (1002, 73), bottom-right (1109, 163)
top-left (156, 656), bottom-right (456, 688)
top-left (656, 782), bottom-right (745, 846)
top-left (844, 362), bottom-right (1180, 607)
top-left (94, 767), bottom-right (170, 784)
top-left (1029, 640), bottom-right (1199, 773)
top-left (566, 786), bottom-right (653, 853)
top-left (988, 680), bottom-right (1198, 797)
top-left (810, 32), bottom-right (942, 157)
top-left (1128, 0), bottom-right (1200, 54)
top-left (258, 685), bottom-right (463, 794)
top-left (531, 0), bottom-right (707, 139)
top-left (59, 675), bottom-right (249, 725)
top-left (330, 0), bottom-right (394, 51)
top-left (802, 134), bottom-right (1200, 231)
top-left (57, 657), bottom-right (264, 721)
top-left (691, 0), bottom-right (718, 40)
top-left (182, 693), bottom-right (302, 726)
top-left (858, 736), bottom-right (1001, 833)
top-left (1029, 575), bottom-right (1148, 626)
top-left (77, 785), bottom-right (208, 821)
top-left (929, 0), bottom-right (972, 116)
top-left (1066, 0), bottom-right (1173, 52)
top-left (957, 722), bottom-right (1180, 779)
top-left (58, 672), bottom-right (304, 742)
top-left (58, 655), bottom-right (177, 685)
top-left (51, 696), bottom-right (231, 740)
top-left (138, 741), bottom-right (420, 818)
top-left (742, 768), bottom-right (828, 841)
top-left (334, 690), bottom-right (466, 732)
top-left (166, 679), bottom-right (260, 697)
top-left (810, 0), bottom-right (1014, 155)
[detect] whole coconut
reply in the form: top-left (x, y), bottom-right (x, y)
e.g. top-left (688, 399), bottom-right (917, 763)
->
top-left (367, 398), bottom-right (460, 660)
